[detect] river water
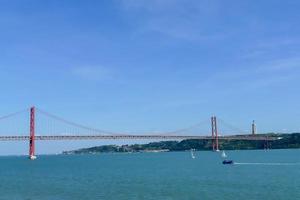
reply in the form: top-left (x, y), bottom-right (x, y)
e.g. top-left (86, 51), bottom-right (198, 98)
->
top-left (0, 149), bottom-right (299, 200)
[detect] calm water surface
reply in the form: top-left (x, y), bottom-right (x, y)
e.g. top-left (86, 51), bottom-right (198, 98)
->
top-left (0, 149), bottom-right (299, 200)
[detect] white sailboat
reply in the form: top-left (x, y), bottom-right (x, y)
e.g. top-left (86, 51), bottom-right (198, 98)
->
top-left (29, 155), bottom-right (37, 160)
top-left (221, 150), bottom-right (227, 158)
top-left (191, 149), bottom-right (196, 159)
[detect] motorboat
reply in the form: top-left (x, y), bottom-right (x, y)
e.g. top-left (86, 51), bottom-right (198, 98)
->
top-left (222, 160), bottom-right (234, 165)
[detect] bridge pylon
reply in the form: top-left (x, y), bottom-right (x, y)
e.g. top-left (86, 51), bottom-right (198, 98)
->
top-left (211, 116), bottom-right (219, 151)
top-left (29, 107), bottom-right (36, 160)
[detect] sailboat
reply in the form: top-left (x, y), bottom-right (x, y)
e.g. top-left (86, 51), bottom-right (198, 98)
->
top-left (191, 149), bottom-right (196, 159)
top-left (29, 155), bottom-right (37, 160)
top-left (221, 150), bottom-right (227, 158)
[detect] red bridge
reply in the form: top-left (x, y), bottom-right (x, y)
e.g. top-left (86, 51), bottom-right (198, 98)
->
top-left (0, 107), bottom-right (278, 159)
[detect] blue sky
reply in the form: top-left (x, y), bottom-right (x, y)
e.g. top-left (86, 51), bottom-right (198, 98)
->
top-left (1, 0), bottom-right (300, 154)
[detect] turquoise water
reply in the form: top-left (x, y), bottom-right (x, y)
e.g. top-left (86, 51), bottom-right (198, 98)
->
top-left (0, 149), bottom-right (299, 200)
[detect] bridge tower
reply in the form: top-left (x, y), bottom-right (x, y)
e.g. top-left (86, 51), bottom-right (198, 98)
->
top-left (251, 120), bottom-right (257, 135)
top-left (29, 107), bottom-right (36, 160)
top-left (211, 116), bottom-right (219, 151)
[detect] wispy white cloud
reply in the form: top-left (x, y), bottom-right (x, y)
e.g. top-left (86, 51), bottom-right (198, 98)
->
top-left (242, 37), bottom-right (300, 59)
top-left (255, 57), bottom-right (300, 72)
top-left (199, 56), bottom-right (300, 93)
top-left (120, 0), bottom-right (176, 11)
top-left (119, 0), bottom-right (225, 41)
top-left (71, 66), bottom-right (113, 81)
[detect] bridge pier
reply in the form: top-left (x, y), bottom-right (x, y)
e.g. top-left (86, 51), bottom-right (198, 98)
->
top-left (29, 107), bottom-right (36, 160)
top-left (211, 116), bottom-right (219, 151)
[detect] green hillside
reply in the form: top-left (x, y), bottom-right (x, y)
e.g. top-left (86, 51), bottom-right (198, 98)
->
top-left (63, 133), bottom-right (300, 154)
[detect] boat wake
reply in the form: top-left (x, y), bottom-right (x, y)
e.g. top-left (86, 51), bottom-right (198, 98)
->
top-left (234, 162), bottom-right (300, 166)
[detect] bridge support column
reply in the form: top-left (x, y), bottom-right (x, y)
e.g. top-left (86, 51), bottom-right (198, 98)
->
top-left (211, 116), bottom-right (215, 151)
top-left (211, 116), bottom-right (219, 151)
top-left (29, 107), bottom-right (36, 160)
top-left (264, 135), bottom-right (270, 150)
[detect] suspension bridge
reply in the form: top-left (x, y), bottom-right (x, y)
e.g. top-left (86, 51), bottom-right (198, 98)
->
top-left (0, 107), bottom-right (278, 159)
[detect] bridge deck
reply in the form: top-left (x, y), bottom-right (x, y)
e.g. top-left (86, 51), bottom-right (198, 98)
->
top-left (0, 135), bottom-right (279, 141)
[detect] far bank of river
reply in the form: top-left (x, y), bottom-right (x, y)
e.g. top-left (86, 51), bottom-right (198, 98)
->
top-left (63, 133), bottom-right (300, 154)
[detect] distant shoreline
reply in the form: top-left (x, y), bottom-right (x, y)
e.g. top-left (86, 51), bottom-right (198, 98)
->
top-left (62, 133), bottom-right (300, 155)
